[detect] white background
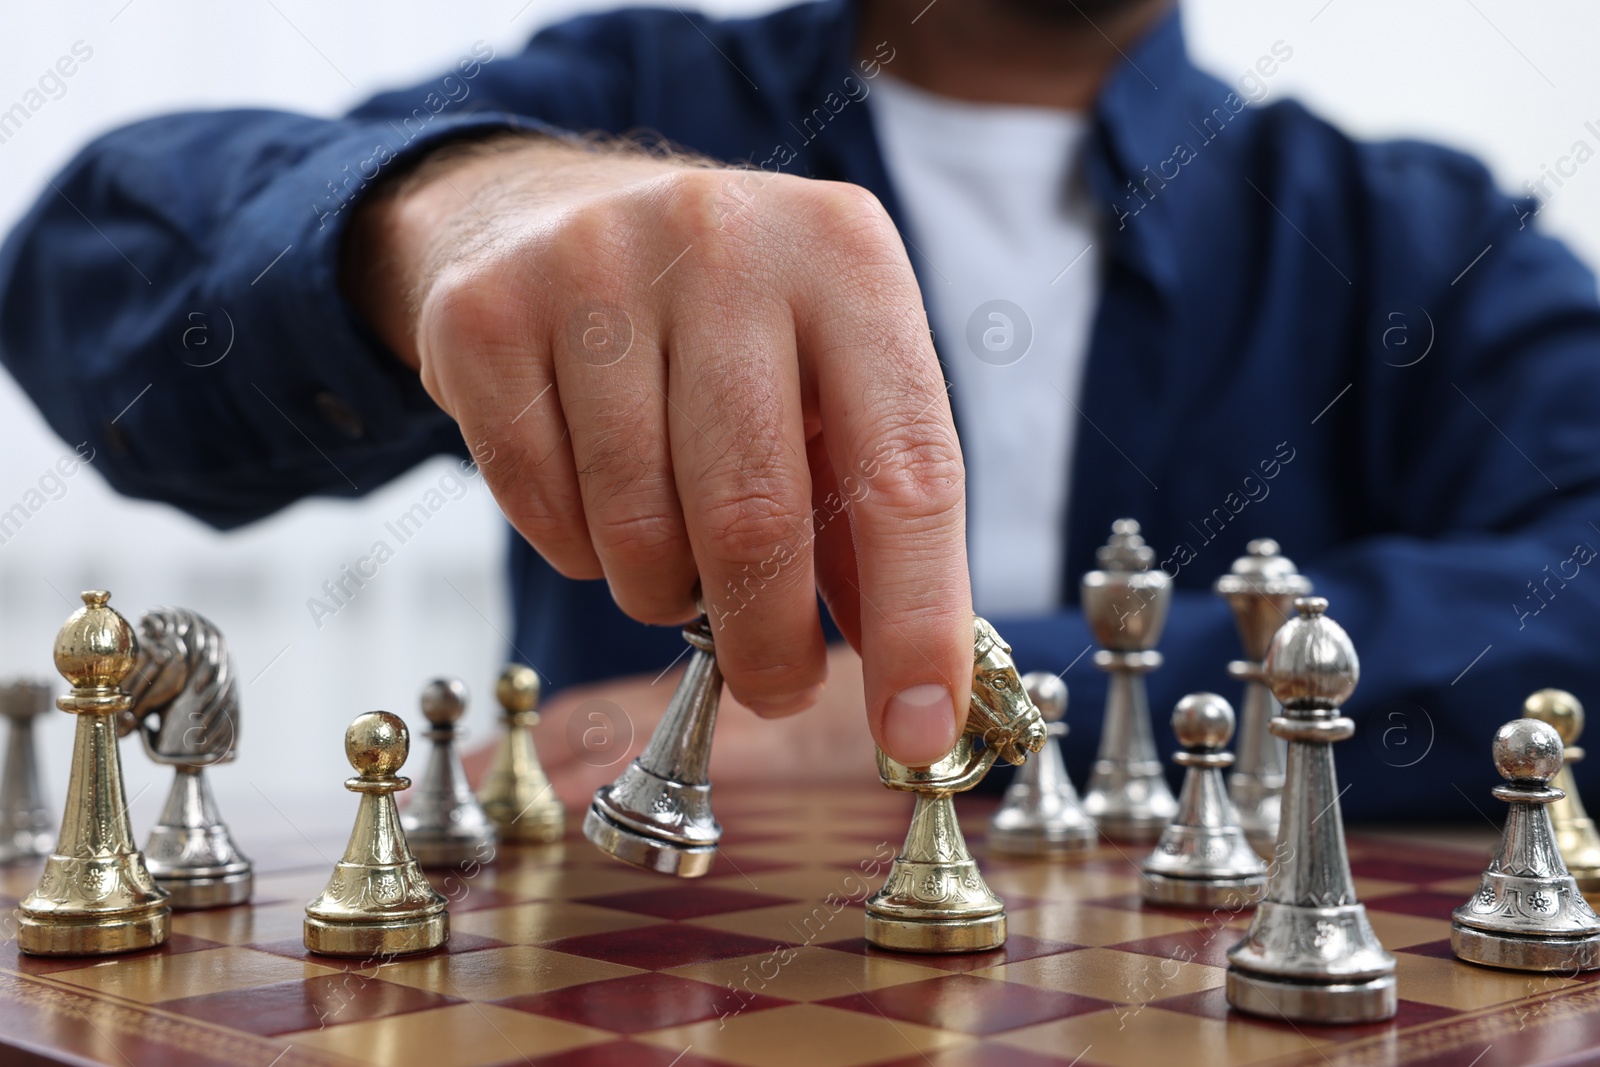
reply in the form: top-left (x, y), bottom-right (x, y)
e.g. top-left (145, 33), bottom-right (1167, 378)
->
top-left (0, 0), bottom-right (1596, 833)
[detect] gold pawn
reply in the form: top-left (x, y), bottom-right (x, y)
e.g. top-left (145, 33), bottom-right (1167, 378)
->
top-left (1524, 689), bottom-right (1600, 891)
top-left (304, 712), bottom-right (448, 957)
top-left (477, 665), bottom-right (564, 843)
top-left (18, 590), bottom-right (170, 956)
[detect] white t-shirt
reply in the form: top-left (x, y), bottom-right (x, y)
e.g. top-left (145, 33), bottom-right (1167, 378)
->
top-left (868, 73), bottom-right (1101, 617)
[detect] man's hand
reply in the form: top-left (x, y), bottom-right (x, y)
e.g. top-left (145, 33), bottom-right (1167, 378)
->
top-left (342, 135), bottom-right (971, 767)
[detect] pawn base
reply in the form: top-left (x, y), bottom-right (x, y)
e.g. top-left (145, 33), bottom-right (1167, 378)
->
top-left (865, 911), bottom-right (1006, 954)
top-left (988, 825), bottom-right (1096, 858)
top-left (1226, 968), bottom-right (1396, 1023)
top-left (1093, 811), bottom-right (1171, 844)
top-left (159, 869), bottom-right (252, 911)
top-left (303, 912), bottom-right (448, 958)
top-left (17, 905), bottom-right (171, 957)
top-left (491, 804), bottom-right (565, 845)
top-left (1452, 922), bottom-right (1600, 973)
top-left (1141, 871), bottom-right (1264, 911)
top-left (583, 805), bottom-right (716, 878)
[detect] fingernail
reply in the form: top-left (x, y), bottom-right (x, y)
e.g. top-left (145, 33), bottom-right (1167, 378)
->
top-left (884, 684), bottom-right (957, 766)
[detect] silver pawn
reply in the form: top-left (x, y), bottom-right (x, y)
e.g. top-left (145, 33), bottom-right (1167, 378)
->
top-left (124, 607), bottom-right (252, 909)
top-left (1226, 597), bottom-right (1396, 1023)
top-left (1141, 693), bottom-right (1266, 909)
top-left (1452, 718), bottom-right (1600, 972)
top-left (0, 681), bottom-right (53, 863)
top-left (1081, 519), bottom-right (1177, 841)
top-left (988, 673), bottom-right (1096, 857)
top-left (1215, 539), bottom-right (1311, 857)
top-left (584, 613), bottom-right (722, 877)
top-left (401, 679), bottom-right (498, 869)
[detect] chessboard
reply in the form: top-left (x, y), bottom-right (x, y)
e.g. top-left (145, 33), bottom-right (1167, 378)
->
top-left (0, 786), bottom-right (1592, 1067)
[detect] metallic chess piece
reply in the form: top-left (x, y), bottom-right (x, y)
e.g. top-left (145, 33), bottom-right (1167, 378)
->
top-left (1522, 689), bottom-right (1600, 891)
top-left (1226, 597), bottom-right (1396, 1023)
top-left (0, 681), bottom-right (54, 863)
top-left (305, 712), bottom-right (449, 957)
top-left (1081, 519), bottom-right (1178, 841)
top-left (1215, 539), bottom-right (1312, 857)
top-left (122, 607), bottom-right (252, 910)
top-left (402, 679), bottom-right (498, 868)
top-left (585, 615), bottom-right (722, 876)
top-left (1451, 718), bottom-right (1600, 972)
top-left (988, 672), bottom-right (1096, 857)
top-left (1141, 693), bottom-right (1266, 909)
top-left (478, 665), bottom-right (564, 844)
top-left (866, 617), bottom-right (1048, 953)
top-left (18, 591), bottom-right (171, 956)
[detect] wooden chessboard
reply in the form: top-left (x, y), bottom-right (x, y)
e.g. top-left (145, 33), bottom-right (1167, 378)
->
top-left (0, 786), bottom-right (1592, 1067)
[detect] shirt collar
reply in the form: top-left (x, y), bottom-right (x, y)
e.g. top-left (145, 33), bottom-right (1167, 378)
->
top-left (1086, 7), bottom-right (1225, 297)
top-left (799, 0), bottom-right (1216, 296)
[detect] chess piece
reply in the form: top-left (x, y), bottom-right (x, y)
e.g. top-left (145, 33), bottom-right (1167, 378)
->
top-left (402, 678), bottom-right (498, 867)
top-left (866, 617), bottom-right (1047, 953)
top-left (18, 591), bottom-right (170, 956)
top-left (1226, 597), bottom-right (1395, 1023)
top-left (1215, 539), bottom-right (1312, 857)
top-left (122, 607), bottom-right (252, 909)
top-left (1141, 693), bottom-right (1266, 909)
top-left (1522, 689), bottom-right (1600, 891)
top-left (988, 672), bottom-right (1096, 857)
top-left (585, 615), bottom-right (723, 876)
top-left (477, 664), bottom-right (564, 844)
top-left (1081, 519), bottom-right (1178, 841)
top-left (304, 712), bottom-right (449, 957)
top-left (0, 680), bottom-right (54, 863)
top-left (1451, 718), bottom-right (1600, 972)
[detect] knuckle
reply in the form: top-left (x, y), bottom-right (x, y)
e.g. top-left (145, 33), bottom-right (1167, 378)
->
top-left (864, 427), bottom-right (965, 523)
top-left (698, 481), bottom-right (807, 567)
top-left (423, 271), bottom-right (535, 358)
top-left (802, 181), bottom-right (898, 252)
top-left (589, 499), bottom-right (684, 566)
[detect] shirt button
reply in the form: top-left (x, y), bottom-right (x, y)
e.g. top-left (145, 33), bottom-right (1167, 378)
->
top-left (314, 391), bottom-right (366, 440)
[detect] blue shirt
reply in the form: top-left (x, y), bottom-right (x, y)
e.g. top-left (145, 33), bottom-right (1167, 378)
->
top-left (5, 2), bottom-right (1600, 819)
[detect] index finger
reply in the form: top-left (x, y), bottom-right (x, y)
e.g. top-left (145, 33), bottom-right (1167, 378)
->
top-left (791, 185), bottom-right (973, 768)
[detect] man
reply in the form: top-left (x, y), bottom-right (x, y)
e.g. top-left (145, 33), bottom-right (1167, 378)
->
top-left (3, 0), bottom-right (1599, 817)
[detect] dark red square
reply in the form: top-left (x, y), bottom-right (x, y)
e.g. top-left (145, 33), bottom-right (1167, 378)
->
top-left (574, 886), bottom-right (797, 921)
top-left (544, 923), bottom-right (794, 970)
top-left (1110, 926), bottom-right (1246, 969)
top-left (499, 972), bottom-right (787, 1033)
top-left (872, 1046), bottom-right (1097, 1067)
top-left (160, 973), bottom-right (459, 1035)
top-left (1349, 857), bottom-right (1484, 883)
top-left (1362, 891), bottom-right (1465, 921)
top-left (518, 1040), bottom-right (736, 1067)
top-left (820, 973), bottom-right (1111, 1035)
top-left (819, 934), bottom-right (1083, 973)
